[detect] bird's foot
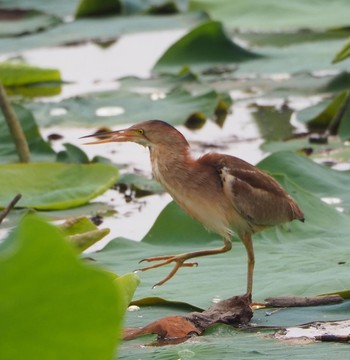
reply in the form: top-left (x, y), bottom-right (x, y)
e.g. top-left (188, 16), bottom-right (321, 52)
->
top-left (135, 254), bottom-right (198, 287)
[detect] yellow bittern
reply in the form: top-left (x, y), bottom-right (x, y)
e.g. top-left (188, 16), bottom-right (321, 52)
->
top-left (82, 120), bottom-right (304, 298)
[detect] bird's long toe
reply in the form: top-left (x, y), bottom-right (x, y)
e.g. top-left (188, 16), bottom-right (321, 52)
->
top-left (135, 254), bottom-right (199, 286)
top-left (139, 255), bottom-right (176, 264)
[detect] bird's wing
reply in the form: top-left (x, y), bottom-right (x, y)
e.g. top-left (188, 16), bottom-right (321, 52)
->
top-left (199, 153), bottom-right (304, 226)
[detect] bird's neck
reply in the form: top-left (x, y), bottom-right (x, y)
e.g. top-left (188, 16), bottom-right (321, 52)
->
top-left (149, 144), bottom-right (195, 187)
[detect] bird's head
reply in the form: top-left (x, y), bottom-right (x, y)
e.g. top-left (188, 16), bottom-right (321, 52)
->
top-left (81, 120), bottom-right (189, 149)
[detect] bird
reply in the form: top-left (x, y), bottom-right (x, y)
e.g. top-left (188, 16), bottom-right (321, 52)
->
top-left (82, 120), bottom-right (304, 299)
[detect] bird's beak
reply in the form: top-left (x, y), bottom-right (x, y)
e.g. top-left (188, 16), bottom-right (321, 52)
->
top-left (80, 129), bottom-right (138, 145)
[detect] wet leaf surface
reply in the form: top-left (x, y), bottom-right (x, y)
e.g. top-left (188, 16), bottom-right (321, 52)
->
top-left (0, 8), bottom-right (62, 37)
top-left (0, 162), bottom-right (118, 210)
top-left (0, 215), bottom-right (124, 360)
top-left (189, 0), bottom-right (350, 31)
top-left (154, 21), bottom-right (262, 73)
top-left (0, 62), bottom-right (61, 86)
top-left (27, 89), bottom-right (230, 127)
top-left (0, 11), bottom-right (208, 53)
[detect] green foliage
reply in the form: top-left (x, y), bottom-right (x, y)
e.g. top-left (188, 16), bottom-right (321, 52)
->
top-left (0, 11), bottom-right (208, 54)
top-left (333, 36), bottom-right (350, 63)
top-left (0, 62), bottom-right (61, 86)
top-left (59, 216), bottom-right (111, 252)
top-left (296, 91), bottom-right (350, 139)
top-left (27, 89), bottom-right (230, 127)
top-left (0, 8), bottom-right (62, 37)
top-left (0, 215), bottom-right (126, 360)
top-left (258, 151), bottom-right (350, 212)
top-left (189, 0), bottom-right (350, 31)
top-left (0, 162), bottom-right (118, 210)
top-left (154, 20), bottom-right (262, 73)
top-left (57, 143), bottom-right (90, 163)
top-left (75, 0), bottom-right (121, 18)
top-left (117, 172), bottom-right (163, 196)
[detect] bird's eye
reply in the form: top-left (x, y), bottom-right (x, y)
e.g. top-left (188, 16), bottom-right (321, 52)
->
top-left (137, 129), bottom-right (144, 135)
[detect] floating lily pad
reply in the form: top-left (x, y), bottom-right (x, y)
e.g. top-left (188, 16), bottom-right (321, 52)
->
top-left (0, 215), bottom-right (124, 359)
top-left (27, 88), bottom-right (231, 127)
top-left (0, 62), bottom-right (61, 86)
top-left (333, 36), bottom-right (350, 63)
top-left (0, 11), bottom-right (208, 54)
top-left (258, 151), bottom-right (350, 212)
top-left (236, 29), bottom-right (350, 48)
top-left (153, 20), bottom-right (262, 73)
top-left (235, 38), bottom-right (350, 75)
top-left (56, 143), bottom-right (90, 163)
top-left (189, 0), bottom-right (350, 31)
top-left (119, 72), bottom-right (199, 95)
top-left (296, 91), bottom-right (350, 139)
top-left (58, 216), bottom-right (110, 251)
top-left (0, 8), bottom-right (62, 37)
top-left (0, 162), bottom-right (119, 210)
top-left (117, 173), bottom-right (164, 197)
top-left (75, 0), bottom-right (121, 18)
top-left (250, 104), bottom-right (295, 142)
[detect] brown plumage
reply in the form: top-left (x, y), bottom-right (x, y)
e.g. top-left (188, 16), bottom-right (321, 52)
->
top-left (82, 120), bottom-right (304, 298)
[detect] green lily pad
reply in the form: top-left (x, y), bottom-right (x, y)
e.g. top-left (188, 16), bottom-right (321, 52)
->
top-left (333, 36), bottom-right (350, 63)
top-left (0, 215), bottom-right (124, 359)
top-left (296, 91), bottom-right (350, 139)
top-left (118, 172), bottom-right (164, 197)
top-left (56, 143), bottom-right (90, 163)
top-left (236, 29), bottom-right (350, 48)
top-left (119, 72), bottom-right (199, 95)
top-left (261, 137), bottom-right (341, 154)
top-left (189, 0), bottom-right (350, 31)
top-left (0, 162), bottom-right (118, 210)
top-left (235, 38), bottom-right (350, 75)
top-left (0, 8), bottom-right (62, 37)
top-left (59, 216), bottom-right (110, 252)
top-left (1, 0), bottom-right (187, 18)
top-left (193, 71), bottom-right (350, 99)
top-left (115, 273), bottom-right (141, 307)
top-left (250, 104), bottom-right (295, 142)
top-left (151, 20), bottom-right (349, 76)
top-left (313, 145), bottom-right (350, 164)
top-left (258, 151), bottom-right (350, 212)
top-left (0, 11), bottom-right (208, 54)
top-left (0, 62), bottom-right (61, 86)
top-left (27, 88), bottom-right (231, 127)
top-left (1, 202), bottom-right (115, 229)
top-left (153, 20), bottom-right (262, 73)
top-left (0, 103), bottom-right (55, 163)
top-left (75, 0), bottom-right (121, 18)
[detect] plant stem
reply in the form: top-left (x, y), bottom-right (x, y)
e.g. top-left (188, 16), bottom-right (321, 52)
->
top-left (0, 83), bottom-right (31, 162)
top-left (0, 193), bottom-right (22, 225)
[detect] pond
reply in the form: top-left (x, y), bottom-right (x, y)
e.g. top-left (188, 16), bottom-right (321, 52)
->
top-left (1, 1), bottom-right (350, 359)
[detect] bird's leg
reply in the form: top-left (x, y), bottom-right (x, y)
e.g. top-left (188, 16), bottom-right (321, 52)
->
top-left (136, 237), bottom-right (232, 287)
top-left (240, 233), bottom-right (255, 299)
